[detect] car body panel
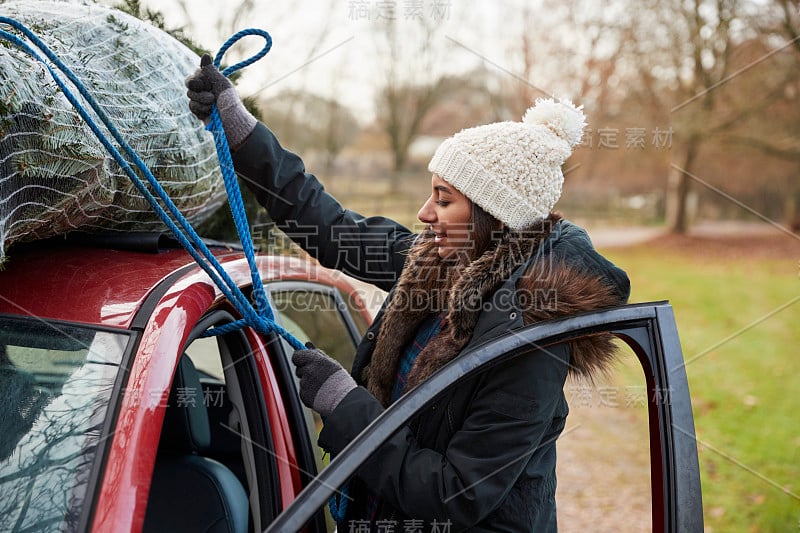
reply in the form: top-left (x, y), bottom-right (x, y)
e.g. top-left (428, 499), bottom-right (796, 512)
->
top-left (0, 246), bottom-right (201, 328)
top-left (0, 245), bottom-right (370, 330)
top-left (91, 276), bottom-right (216, 531)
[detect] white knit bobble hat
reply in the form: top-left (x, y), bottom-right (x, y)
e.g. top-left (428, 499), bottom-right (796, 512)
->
top-left (428, 97), bottom-right (586, 230)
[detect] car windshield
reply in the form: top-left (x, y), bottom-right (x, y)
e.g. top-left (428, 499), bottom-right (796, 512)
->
top-left (0, 317), bottom-right (129, 532)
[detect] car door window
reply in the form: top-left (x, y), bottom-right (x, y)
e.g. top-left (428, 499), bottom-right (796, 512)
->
top-left (0, 317), bottom-right (129, 532)
top-left (270, 286), bottom-right (359, 372)
top-left (558, 343), bottom-right (652, 530)
top-left (268, 285), bottom-right (360, 446)
top-left (267, 284), bottom-right (362, 531)
top-left (341, 289), bottom-right (371, 338)
top-left (265, 303), bottom-right (703, 533)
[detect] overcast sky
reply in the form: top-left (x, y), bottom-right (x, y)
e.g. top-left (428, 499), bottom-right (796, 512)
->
top-left (114, 0), bottom-right (541, 122)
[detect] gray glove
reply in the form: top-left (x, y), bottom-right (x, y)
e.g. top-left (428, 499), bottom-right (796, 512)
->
top-left (184, 54), bottom-right (257, 148)
top-left (292, 344), bottom-right (356, 418)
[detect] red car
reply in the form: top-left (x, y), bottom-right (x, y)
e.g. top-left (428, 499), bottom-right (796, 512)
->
top-left (0, 234), bottom-right (703, 532)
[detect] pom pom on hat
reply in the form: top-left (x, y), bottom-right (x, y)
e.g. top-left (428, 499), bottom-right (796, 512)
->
top-left (428, 97), bottom-right (587, 230)
top-left (522, 97), bottom-right (586, 148)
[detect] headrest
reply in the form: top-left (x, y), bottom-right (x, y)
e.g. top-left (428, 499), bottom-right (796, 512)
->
top-left (159, 356), bottom-right (211, 452)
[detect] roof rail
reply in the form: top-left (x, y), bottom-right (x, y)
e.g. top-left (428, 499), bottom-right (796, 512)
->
top-left (13, 232), bottom-right (244, 255)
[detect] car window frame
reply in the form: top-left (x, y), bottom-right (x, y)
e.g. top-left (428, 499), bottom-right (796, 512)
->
top-left (183, 310), bottom-right (283, 529)
top-left (263, 301), bottom-right (703, 533)
top-left (264, 281), bottom-right (364, 451)
top-left (264, 280), bottom-right (365, 532)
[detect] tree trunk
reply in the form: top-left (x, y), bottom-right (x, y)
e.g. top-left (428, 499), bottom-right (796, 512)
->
top-left (786, 170), bottom-right (800, 231)
top-left (667, 139), bottom-right (700, 234)
top-left (389, 150), bottom-right (407, 193)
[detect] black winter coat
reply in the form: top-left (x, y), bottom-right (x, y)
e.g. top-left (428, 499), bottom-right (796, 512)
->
top-left (233, 124), bottom-right (631, 532)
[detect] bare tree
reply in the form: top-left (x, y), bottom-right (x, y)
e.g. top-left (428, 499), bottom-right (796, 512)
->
top-left (373, 14), bottom-right (454, 191)
top-left (259, 89), bottom-right (360, 174)
top-left (612, 0), bottom-right (798, 232)
top-left (777, 0), bottom-right (800, 53)
top-left (321, 76), bottom-right (360, 174)
top-left (500, 0), bottom-right (797, 229)
top-left (720, 0), bottom-right (800, 226)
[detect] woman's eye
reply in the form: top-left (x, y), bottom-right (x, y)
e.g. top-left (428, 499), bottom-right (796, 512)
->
top-left (436, 200), bottom-right (450, 207)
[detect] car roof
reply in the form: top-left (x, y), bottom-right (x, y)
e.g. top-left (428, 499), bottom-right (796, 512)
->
top-left (0, 238), bottom-right (351, 329)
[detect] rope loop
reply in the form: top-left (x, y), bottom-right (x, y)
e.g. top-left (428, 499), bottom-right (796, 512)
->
top-left (213, 28), bottom-right (273, 76)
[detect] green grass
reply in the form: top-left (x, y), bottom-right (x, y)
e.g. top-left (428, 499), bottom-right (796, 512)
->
top-left (601, 244), bottom-right (800, 532)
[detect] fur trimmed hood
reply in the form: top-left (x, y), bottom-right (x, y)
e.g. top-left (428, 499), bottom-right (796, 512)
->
top-left (365, 214), bottom-right (627, 407)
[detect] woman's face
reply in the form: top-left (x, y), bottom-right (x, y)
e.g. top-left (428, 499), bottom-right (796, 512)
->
top-left (417, 174), bottom-right (474, 259)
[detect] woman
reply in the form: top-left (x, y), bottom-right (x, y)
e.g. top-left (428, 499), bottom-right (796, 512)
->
top-left (186, 57), bottom-right (630, 532)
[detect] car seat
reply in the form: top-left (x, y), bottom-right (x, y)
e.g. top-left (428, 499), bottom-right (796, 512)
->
top-left (143, 356), bottom-right (249, 533)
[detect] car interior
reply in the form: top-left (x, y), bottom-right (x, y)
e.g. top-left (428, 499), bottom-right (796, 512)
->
top-left (142, 283), bottom-right (364, 533)
top-left (142, 354), bottom-right (250, 533)
top-left (143, 311), bottom-right (279, 533)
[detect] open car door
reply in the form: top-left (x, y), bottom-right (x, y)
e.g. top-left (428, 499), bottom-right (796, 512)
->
top-left (266, 302), bottom-right (703, 533)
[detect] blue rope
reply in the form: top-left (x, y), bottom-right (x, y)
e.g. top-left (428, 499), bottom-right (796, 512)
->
top-left (329, 484), bottom-right (349, 524)
top-left (208, 29), bottom-right (350, 525)
top-left (206, 30), bottom-right (273, 321)
top-left (0, 19), bottom-right (303, 350)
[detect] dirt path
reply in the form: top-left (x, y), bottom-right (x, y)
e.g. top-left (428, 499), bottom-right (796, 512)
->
top-left (585, 220), bottom-right (800, 259)
top-left (556, 378), bottom-right (653, 532)
top-left (581, 225), bottom-right (665, 249)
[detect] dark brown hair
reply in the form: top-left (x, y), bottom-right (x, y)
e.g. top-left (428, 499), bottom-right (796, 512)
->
top-left (469, 202), bottom-right (503, 261)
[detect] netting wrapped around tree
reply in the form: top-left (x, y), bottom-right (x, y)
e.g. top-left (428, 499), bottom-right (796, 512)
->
top-left (0, 0), bottom-right (226, 264)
